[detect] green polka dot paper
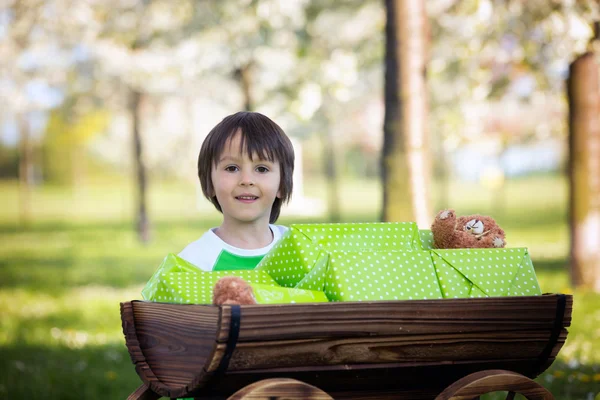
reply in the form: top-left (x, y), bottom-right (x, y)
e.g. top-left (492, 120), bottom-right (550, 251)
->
top-left (293, 222), bottom-right (423, 252)
top-left (252, 283), bottom-right (329, 304)
top-left (257, 222), bottom-right (424, 287)
top-left (419, 230), bottom-right (434, 250)
top-left (257, 229), bottom-right (325, 287)
top-left (431, 252), bottom-right (473, 298)
top-left (295, 254), bottom-right (330, 291)
top-left (431, 248), bottom-right (541, 298)
top-left (323, 250), bottom-right (443, 302)
top-left (147, 269), bottom-right (277, 304)
top-left (141, 253), bottom-right (276, 304)
top-left (141, 253), bottom-right (201, 301)
top-left (506, 252), bottom-right (542, 297)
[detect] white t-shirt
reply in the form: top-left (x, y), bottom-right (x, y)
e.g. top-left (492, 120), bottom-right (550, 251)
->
top-left (178, 224), bottom-right (287, 271)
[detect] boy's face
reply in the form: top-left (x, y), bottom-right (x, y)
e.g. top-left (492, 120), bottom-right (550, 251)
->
top-left (211, 132), bottom-right (281, 227)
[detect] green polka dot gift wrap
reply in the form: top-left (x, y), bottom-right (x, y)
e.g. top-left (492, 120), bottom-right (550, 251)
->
top-left (419, 229), bottom-right (435, 250)
top-left (295, 250), bottom-right (445, 302)
top-left (256, 222), bottom-right (424, 287)
top-left (431, 248), bottom-right (542, 298)
top-left (257, 223), bottom-right (542, 302)
top-left (252, 283), bottom-right (328, 304)
top-left (141, 254), bottom-right (327, 304)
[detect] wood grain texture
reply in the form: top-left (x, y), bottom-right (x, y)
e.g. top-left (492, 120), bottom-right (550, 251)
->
top-left (225, 330), bottom-right (563, 370)
top-left (126, 384), bottom-right (161, 400)
top-left (435, 369), bottom-right (554, 399)
top-left (121, 295), bottom-right (572, 399)
top-left (121, 301), bottom-right (221, 398)
top-left (227, 378), bottom-right (333, 400)
top-left (222, 296), bottom-right (571, 343)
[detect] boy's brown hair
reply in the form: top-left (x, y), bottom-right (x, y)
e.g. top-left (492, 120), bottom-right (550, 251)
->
top-left (198, 111), bottom-right (295, 223)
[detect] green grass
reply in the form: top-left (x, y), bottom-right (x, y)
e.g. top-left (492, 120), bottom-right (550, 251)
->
top-left (0, 175), bottom-right (599, 399)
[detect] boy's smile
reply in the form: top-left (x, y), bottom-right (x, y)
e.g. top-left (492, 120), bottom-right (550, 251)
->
top-left (236, 193), bottom-right (259, 203)
top-left (211, 132), bottom-right (282, 229)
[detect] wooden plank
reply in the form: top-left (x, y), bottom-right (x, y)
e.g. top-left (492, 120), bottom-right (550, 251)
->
top-left (126, 384), bottom-right (161, 400)
top-left (121, 302), bottom-right (170, 396)
top-left (223, 296), bottom-right (572, 343)
top-left (221, 357), bottom-right (561, 378)
top-left (124, 301), bottom-right (221, 398)
top-left (224, 331), bottom-right (553, 371)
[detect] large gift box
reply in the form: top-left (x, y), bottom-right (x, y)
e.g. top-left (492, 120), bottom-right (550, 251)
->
top-left (142, 254), bottom-right (327, 304)
top-left (257, 222), bottom-right (424, 287)
top-left (296, 249), bottom-right (444, 301)
top-left (257, 223), bottom-right (542, 301)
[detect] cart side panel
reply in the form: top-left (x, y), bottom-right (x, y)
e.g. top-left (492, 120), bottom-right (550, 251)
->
top-left (224, 331), bottom-right (553, 370)
top-left (221, 295), bottom-right (571, 375)
top-left (122, 301), bottom-right (222, 398)
top-left (123, 295), bottom-right (572, 399)
top-left (230, 295), bottom-right (570, 342)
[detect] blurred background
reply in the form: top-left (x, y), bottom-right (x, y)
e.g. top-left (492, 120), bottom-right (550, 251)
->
top-left (1, 0), bottom-right (600, 399)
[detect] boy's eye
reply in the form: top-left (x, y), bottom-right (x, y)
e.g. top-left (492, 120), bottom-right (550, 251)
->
top-left (225, 165), bottom-right (239, 172)
top-left (256, 166), bottom-right (269, 173)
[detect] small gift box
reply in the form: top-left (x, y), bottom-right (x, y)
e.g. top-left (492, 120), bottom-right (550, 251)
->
top-left (142, 254), bottom-right (276, 304)
top-left (431, 248), bottom-right (542, 298)
top-left (142, 253), bottom-right (328, 304)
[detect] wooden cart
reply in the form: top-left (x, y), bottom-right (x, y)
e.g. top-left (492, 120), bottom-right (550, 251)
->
top-left (121, 294), bottom-right (571, 399)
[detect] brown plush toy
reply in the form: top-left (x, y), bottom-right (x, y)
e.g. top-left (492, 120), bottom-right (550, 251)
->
top-left (212, 276), bottom-right (257, 306)
top-left (431, 209), bottom-right (506, 249)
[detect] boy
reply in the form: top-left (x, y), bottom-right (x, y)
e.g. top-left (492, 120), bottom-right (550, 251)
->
top-left (178, 111), bottom-right (295, 271)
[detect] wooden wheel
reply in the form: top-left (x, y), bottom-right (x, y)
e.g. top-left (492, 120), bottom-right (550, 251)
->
top-left (228, 378), bottom-right (333, 400)
top-left (435, 370), bottom-right (554, 400)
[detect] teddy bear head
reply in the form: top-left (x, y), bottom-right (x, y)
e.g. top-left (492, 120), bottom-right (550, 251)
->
top-left (213, 276), bottom-right (257, 306)
top-left (431, 209), bottom-right (506, 249)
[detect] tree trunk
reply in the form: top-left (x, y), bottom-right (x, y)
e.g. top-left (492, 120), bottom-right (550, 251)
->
top-left (18, 114), bottom-right (33, 225)
top-left (130, 88), bottom-right (150, 243)
top-left (324, 126), bottom-right (341, 222)
top-left (381, 0), bottom-right (431, 227)
top-left (567, 39), bottom-right (600, 291)
top-left (236, 63), bottom-right (254, 112)
top-left (437, 146), bottom-right (449, 212)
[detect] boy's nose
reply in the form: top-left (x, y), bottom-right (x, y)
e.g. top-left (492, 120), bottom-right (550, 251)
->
top-left (239, 172), bottom-right (254, 186)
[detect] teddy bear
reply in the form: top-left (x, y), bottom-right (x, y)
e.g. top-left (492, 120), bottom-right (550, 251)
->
top-left (431, 209), bottom-right (506, 249)
top-left (212, 276), bottom-right (257, 306)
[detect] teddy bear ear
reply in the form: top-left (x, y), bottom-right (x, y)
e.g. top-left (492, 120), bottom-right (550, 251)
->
top-left (437, 209), bottom-right (454, 220)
